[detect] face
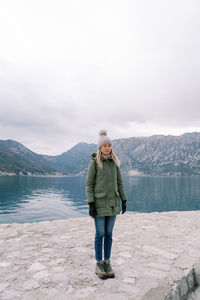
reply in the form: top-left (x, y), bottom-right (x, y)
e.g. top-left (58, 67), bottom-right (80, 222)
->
top-left (101, 144), bottom-right (112, 155)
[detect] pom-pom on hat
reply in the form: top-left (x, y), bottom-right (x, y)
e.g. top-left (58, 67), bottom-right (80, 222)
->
top-left (98, 129), bottom-right (112, 149)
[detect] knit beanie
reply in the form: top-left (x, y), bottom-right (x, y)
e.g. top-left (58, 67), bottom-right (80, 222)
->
top-left (98, 130), bottom-right (112, 149)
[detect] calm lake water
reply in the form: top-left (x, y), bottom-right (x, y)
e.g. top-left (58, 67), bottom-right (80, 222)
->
top-left (0, 175), bottom-right (200, 224)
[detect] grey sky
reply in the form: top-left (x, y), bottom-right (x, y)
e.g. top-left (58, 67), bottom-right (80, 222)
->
top-left (0, 0), bottom-right (200, 155)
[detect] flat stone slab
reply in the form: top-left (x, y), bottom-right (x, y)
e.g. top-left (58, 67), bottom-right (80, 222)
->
top-left (1, 211), bottom-right (200, 299)
top-left (188, 286), bottom-right (200, 299)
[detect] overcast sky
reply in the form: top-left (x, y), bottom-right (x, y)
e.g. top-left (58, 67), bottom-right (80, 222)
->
top-left (0, 0), bottom-right (200, 155)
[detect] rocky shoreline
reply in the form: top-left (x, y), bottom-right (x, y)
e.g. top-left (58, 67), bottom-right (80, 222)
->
top-left (1, 211), bottom-right (200, 300)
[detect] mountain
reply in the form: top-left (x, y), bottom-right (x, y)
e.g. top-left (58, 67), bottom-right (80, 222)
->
top-left (0, 140), bottom-right (58, 175)
top-left (43, 142), bottom-right (97, 175)
top-left (1, 132), bottom-right (200, 175)
top-left (112, 133), bottom-right (200, 175)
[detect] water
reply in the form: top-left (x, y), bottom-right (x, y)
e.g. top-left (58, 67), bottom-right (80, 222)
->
top-left (0, 175), bottom-right (200, 224)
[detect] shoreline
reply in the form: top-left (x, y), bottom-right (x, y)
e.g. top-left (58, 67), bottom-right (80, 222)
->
top-left (1, 173), bottom-right (200, 177)
top-left (1, 211), bottom-right (200, 299)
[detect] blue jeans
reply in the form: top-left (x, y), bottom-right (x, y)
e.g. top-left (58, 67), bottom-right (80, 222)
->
top-left (94, 216), bottom-right (116, 261)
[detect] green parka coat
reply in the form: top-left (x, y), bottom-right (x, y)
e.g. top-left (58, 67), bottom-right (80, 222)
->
top-left (86, 153), bottom-right (127, 217)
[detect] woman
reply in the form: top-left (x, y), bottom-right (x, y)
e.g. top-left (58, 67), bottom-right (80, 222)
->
top-left (86, 130), bottom-right (127, 279)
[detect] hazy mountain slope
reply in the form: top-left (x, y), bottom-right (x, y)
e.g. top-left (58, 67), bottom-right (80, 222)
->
top-left (1, 133), bottom-right (200, 175)
top-left (43, 142), bottom-right (97, 174)
top-left (112, 133), bottom-right (200, 175)
top-left (0, 140), bottom-right (57, 175)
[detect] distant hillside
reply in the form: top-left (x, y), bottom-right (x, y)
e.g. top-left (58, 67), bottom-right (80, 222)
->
top-left (1, 132), bottom-right (200, 175)
top-left (0, 140), bottom-right (58, 175)
top-left (43, 142), bottom-right (97, 175)
top-left (112, 132), bottom-right (200, 175)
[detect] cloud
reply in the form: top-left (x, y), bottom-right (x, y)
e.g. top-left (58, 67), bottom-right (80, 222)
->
top-left (0, 1), bottom-right (200, 154)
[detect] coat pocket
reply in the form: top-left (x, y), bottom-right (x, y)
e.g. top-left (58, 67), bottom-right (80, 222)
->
top-left (114, 190), bottom-right (119, 197)
top-left (95, 192), bottom-right (106, 198)
top-left (94, 192), bottom-right (106, 208)
top-left (114, 190), bottom-right (120, 206)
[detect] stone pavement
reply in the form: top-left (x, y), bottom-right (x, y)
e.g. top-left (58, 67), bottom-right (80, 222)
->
top-left (188, 286), bottom-right (200, 300)
top-left (1, 211), bottom-right (200, 300)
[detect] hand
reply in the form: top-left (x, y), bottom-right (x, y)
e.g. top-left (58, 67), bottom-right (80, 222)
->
top-left (121, 200), bottom-right (126, 214)
top-left (89, 202), bottom-right (97, 218)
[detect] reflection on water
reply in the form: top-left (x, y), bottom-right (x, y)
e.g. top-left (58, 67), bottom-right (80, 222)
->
top-left (0, 175), bottom-right (200, 223)
top-left (0, 176), bottom-right (88, 223)
top-left (126, 175), bottom-right (200, 212)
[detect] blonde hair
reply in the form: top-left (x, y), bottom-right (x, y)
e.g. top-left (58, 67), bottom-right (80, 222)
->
top-left (97, 148), bottom-right (120, 169)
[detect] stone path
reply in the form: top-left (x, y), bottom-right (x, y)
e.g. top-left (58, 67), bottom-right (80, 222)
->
top-left (1, 211), bottom-right (200, 299)
top-left (188, 287), bottom-right (200, 300)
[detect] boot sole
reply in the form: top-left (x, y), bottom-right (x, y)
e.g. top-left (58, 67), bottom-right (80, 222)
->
top-left (106, 273), bottom-right (115, 279)
top-left (95, 272), bottom-right (108, 280)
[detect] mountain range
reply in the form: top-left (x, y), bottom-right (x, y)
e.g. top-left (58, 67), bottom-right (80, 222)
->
top-left (1, 132), bottom-right (200, 176)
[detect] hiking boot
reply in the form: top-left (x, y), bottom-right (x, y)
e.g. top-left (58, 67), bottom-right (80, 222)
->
top-left (104, 260), bottom-right (115, 278)
top-left (95, 261), bottom-right (108, 279)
